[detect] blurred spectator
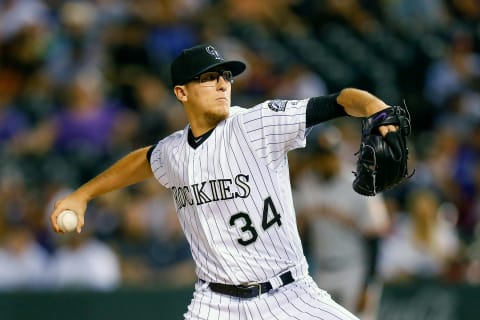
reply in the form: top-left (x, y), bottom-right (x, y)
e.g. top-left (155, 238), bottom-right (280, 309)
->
top-left (415, 126), bottom-right (463, 204)
top-left (0, 0), bottom-right (49, 41)
top-left (233, 50), bottom-right (280, 100)
top-left (93, 0), bottom-right (129, 27)
top-left (46, 231), bottom-right (121, 291)
top-left (413, 122), bottom-right (480, 243)
top-left (380, 0), bottom-right (450, 35)
top-left (294, 124), bottom-right (389, 315)
top-left (0, 93), bottom-right (29, 152)
top-left (52, 68), bottom-right (132, 153)
top-left (377, 188), bottom-right (461, 282)
top-left (324, 0), bottom-right (381, 33)
top-left (0, 223), bottom-right (50, 291)
top-left (270, 63), bottom-right (328, 99)
top-left (131, 72), bottom-right (185, 144)
top-left (423, 28), bottom-right (480, 110)
top-left (434, 91), bottom-right (480, 138)
top-left (453, 124), bottom-right (480, 241)
top-left (0, 167), bottom-right (31, 231)
top-left (447, 0), bottom-right (480, 25)
top-left (45, 1), bottom-right (104, 85)
top-left (0, 168), bottom-right (51, 291)
top-left (466, 198), bottom-right (480, 283)
top-left (105, 16), bottom-right (156, 109)
top-left (133, 0), bottom-right (200, 75)
top-left (223, 0), bottom-right (304, 28)
top-left (30, 68), bottom-right (136, 184)
top-left (16, 70), bottom-right (56, 124)
top-left (115, 181), bottom-right (195, 288)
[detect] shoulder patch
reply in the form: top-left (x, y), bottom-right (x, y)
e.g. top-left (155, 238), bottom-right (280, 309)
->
top-left (267, 100), bottom-right (287, 112)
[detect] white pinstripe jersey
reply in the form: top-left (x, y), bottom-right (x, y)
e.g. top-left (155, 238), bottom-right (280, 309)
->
top-left (149, 99), bottom-right (310, 285)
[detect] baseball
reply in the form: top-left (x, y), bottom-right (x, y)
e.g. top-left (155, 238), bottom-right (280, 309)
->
top-left (57, 210), bottom-right (78, 232)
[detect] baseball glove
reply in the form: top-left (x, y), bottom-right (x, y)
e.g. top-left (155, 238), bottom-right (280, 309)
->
top-left (352, 103), bottom-right (413, 196)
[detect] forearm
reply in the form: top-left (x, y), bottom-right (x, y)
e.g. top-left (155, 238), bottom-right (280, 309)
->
top-left (51, 146), bottom-right (154, 233)
top-left (75, 146), bottom-right (154, 201)
top-left (336, 88), bottom-right (389, 117)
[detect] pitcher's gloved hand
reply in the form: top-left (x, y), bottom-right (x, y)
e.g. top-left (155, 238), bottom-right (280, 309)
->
top-left (352, 103), bottom-right (414, 196)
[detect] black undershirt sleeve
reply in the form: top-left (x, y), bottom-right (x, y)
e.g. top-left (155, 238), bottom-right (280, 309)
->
top-left (305, 93), bottom-right (349, 128)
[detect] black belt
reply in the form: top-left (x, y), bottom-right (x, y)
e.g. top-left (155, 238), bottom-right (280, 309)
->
top-left (206, 271), bottom-right (294, 298)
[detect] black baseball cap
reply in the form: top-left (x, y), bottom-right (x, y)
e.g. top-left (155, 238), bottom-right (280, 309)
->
top-left (170, 44), bottom-right (246, 86)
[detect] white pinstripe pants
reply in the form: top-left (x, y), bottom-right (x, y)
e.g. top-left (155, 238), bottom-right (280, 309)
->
top-left (184, 275), bottom-right (360, 320)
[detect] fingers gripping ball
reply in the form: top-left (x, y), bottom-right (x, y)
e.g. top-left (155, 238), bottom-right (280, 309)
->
top-left (57, 210), bottom-right (79, 232)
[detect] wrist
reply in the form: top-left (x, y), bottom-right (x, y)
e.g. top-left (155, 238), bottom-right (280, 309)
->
top-left (74, 186), bottom-right (94, 203)
top-left (337, 88), bottom-right (388, 117)
top-left (366, 101), bottom-right (390, 117)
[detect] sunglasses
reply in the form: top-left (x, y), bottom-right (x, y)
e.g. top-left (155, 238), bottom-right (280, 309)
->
top-left (192, 70), bottom-right (234, 86)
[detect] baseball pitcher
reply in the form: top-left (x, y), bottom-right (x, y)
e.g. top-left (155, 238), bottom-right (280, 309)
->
top-left (50, 44), bottom-right (411, 319)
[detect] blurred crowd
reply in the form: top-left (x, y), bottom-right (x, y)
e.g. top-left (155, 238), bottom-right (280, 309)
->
top-left (1, 0), bottom-right (480, 315)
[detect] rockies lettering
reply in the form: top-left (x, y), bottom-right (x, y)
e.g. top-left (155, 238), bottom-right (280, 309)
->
top-left (172, 174), bottom-right (251, 208)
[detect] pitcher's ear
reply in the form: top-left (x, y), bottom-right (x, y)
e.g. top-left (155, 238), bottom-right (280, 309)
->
top-left (174, 85), bottom-right (187, 102)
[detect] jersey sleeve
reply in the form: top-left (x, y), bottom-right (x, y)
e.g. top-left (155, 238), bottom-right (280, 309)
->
top-left (239, 99), bottom-right (308, 169)
top-left (149, 139), bottom-right (170, 188)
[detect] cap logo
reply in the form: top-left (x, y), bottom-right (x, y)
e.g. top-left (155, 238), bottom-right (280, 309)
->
top-left (206, 45), bottom-right (222, 60)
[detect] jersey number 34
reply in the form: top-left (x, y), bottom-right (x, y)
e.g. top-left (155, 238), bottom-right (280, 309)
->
top-left (229, 196), bottom-right (282, 246)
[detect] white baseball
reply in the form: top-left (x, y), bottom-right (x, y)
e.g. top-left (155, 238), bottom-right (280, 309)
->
top-left (57, 210), bottom-right (78, 232)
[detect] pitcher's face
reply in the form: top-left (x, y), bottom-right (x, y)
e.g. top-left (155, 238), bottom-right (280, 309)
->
top-left (175, 70), bottom-right (233, 128)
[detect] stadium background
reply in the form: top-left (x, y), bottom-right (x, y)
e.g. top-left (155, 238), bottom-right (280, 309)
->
top-left (1, 0), bottom-right (480, 319)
